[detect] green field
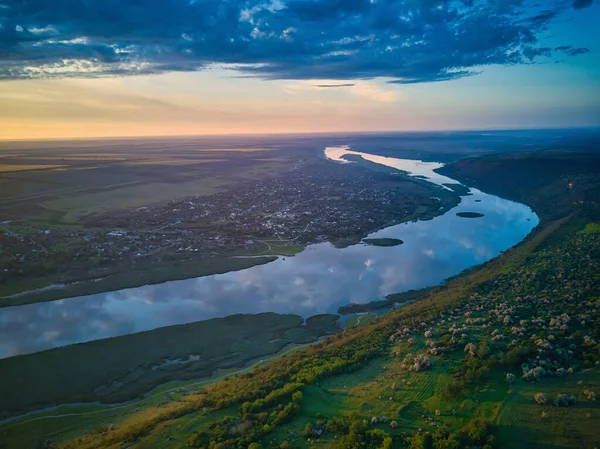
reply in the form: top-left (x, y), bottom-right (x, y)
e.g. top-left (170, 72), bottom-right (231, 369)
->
top-left (579, 223), bottom-right (600, 234)
top-left (0, 140), bottom-right (302, 306)
top-left (0, 343), bottom-right (315, 449)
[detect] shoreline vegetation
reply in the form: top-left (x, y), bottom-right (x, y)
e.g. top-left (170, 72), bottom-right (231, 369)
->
top-left (0, 313), bottom-right (340, 419)
top-left (0, 256), bottom-right (278, 307)
top-left (337, 287), bottom-right (435, 315)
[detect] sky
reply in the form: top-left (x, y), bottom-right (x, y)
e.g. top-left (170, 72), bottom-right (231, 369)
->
top-left (0, 0), bottom-right (599, 139)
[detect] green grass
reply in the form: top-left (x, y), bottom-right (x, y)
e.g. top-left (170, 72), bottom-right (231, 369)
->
top-left (579, 222), bottom-right (600, 234)
top-left (494, 369), bottom-right (600, 449)
top-left (256, 243), bottom-right (306, 256)
top-left (344, 314), bottom-right (380, 328)
top-left (44, 180), bottom-right (228, 220)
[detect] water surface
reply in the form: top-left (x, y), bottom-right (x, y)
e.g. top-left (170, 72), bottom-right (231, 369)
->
top-left (0, 148), bottom-right (538, 358)
top-left (325, 146), bottom-right (459, 188)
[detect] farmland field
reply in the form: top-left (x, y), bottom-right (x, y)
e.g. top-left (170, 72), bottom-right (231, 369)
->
top-left (0, 139), bottom-right (295, 223)
top-left (0, 164), bottom-right (70, 172)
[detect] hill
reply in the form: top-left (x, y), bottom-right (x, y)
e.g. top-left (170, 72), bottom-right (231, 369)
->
top-left (438, 151), bottom-right (600, 220)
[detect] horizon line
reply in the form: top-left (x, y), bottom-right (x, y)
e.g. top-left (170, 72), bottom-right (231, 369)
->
top-left (1, 125), bottom-right (598, 144)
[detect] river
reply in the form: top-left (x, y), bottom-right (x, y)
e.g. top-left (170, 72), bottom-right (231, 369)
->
top-left (0, 147), bottom-right (538, 358)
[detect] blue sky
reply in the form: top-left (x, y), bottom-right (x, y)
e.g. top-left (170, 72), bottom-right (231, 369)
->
top-left (0, 0), bottom-right (598, 139)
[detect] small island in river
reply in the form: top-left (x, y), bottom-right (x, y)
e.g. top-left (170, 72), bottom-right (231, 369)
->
top-left (456, 211), bottom-right (485, 218)
top-left (362, 237), bottom-right (404, 247)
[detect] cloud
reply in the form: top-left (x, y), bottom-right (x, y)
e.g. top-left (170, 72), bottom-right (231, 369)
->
top-left (0, 0), bottom-right (592, 83)
top-left (573, 0), bottom-right (593, 9)
top-left (565, 47), bottom-right (590, 56)
top-left (315, 83), bottom-right (355, 88)
top-left (285, 79), bottom-right (400, 102)
top-left (554, 45), bottom-right (591, 56)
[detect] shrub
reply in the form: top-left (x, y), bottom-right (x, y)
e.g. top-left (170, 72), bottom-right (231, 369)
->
top-left (582, 389), bottom-right (596, 401)
top-left (553, 394), bottom-right (576, 407)
top-left (458, 419), bottom-right (492, 446)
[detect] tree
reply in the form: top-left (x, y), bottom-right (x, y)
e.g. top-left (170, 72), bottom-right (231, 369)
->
top-left (379, 437), bottom-right (393, 449)
top-left (302, 423), bottom-right (313, 437)
top-left (433, 437), bottom-right (459, 449)
top-left (406, 432), bottom-right (433, 449)
top-left (464, 343), bottom-right (477, 357)
top-left (534, 392), bottom-right (547, 405)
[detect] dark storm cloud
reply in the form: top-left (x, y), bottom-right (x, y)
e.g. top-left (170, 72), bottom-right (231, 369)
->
top-left (0, 0), bottom-right (591, 83)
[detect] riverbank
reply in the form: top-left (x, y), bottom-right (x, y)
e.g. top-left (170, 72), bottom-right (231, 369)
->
top-left (0, 255), bottom-right (279, 307)
top-left (0, 313), bottom-right (340, 419)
